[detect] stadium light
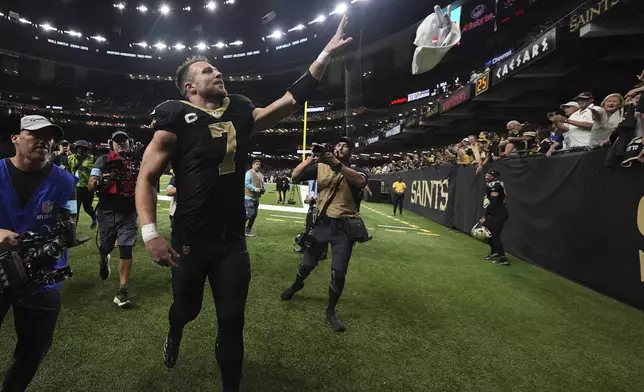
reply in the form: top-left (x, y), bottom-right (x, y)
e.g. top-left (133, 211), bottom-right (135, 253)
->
top-left (329, 3), bottom-right (348, 15)
top-left (195, 42), bottom-right (208, 51)
top-left (288, 24), bottom-right (305, 32)
top-left (114, 3), bottom-right (126, 10)
top-left (224, 0), bottom-right (234, 3)
top-left (205, 1), bottom-right (216, 11)
top-left (137, 5), bottom-right (148, 13)
top-left (159, 4), bottom-right (170, 15)
top-left (18, 18), bottom-right (32, 24)
top-left (91, 35), bottom-right (107, 42)
top-left (173, 43), bottom-right (186, 50)
top-left (229, 40), bottom-right (243, 46)
top-left (135, 41), bottom-right (148, 48)
top-left (183, 6), bottom-right (191, 11)
top-left (215, 41), bottom-right (226, 48)
top-left (41, 23), bottom-right (56, 32)
top-left (267, 30), bottom-right (284, 40)
top-left (351, 0), bottom-right (366, 3)
top-left (66, 30), bottom-right (82, 37)
top-left (154, 42), bottom-right (167, 50)
top-left (309, 15), bottom-right (326, 24)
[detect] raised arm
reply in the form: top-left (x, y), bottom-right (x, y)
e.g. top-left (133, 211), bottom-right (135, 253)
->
top-left (252, 16), bottom-right (354, 131)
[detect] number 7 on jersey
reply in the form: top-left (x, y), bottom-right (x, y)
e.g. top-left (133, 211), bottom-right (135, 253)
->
top-left (209, 122), bottom-right (237, 175)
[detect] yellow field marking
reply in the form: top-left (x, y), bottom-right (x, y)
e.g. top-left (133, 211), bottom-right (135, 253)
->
top-left (266, 218), bottom-right (285, 222)
top-left (384, 229), bottom-right (405, 233)
top-left (293, 221), bottom-right (305, 224)
top-left (418, 232), bottom-right (440, 236)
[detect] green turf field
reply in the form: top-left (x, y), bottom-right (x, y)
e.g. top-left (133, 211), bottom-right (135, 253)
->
top-left (2, 198), bottom-right (644, 392)
top-left (160, 174), bottom-right (305, 208)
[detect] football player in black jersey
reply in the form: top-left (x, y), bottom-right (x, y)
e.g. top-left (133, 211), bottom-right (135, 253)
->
top-left (479, 170), bottom-right (510, 265)
top-left (135, 16), bottom-right (353, 392)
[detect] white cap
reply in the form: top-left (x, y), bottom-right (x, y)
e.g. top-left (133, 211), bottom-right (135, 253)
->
top-left (506, 120), bottom-right (521, 129)
top-left (19, 115), bottom-right (64, 137)
top-left (560, 101), bottom-right (580, 109)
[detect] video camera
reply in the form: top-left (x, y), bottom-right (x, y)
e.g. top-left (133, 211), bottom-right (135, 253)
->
top-left (311, 143), bottom-right (334, 157)
top-left (0, 209), bottom-right (77, 295)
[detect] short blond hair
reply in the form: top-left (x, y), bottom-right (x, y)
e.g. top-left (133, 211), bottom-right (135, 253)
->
top-left (175, 55), bottom-right (210, 96)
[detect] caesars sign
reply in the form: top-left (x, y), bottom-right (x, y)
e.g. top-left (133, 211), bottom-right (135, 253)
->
top-left (410, 179), bottom-right (449, 212)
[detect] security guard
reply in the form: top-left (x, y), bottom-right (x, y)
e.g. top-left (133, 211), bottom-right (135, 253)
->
top-left (392, 175), bottom-right (406, 216)
top-left (67, 140), bottom-right (97, 228)
top-left (280, 137), bottom-right (368, 331)
top-left (479, 169), bottom-right (509, 265)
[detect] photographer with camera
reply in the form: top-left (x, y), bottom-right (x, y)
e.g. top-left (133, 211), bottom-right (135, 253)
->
top-left (0, 115), bottom-right (77, 392)
top-left (280, 137), bottom-right (369, 331)
top-left (67, 140), bottom-right (97, 229)
top-left (88, 130), bottom-right (140, 307)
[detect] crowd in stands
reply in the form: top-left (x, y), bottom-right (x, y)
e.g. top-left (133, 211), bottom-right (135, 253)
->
top-left (362, 77), bottom-right (644, 175)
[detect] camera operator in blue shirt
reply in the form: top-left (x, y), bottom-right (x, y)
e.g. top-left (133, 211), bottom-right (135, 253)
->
top-left (0, 115), bottom-right (77, 392)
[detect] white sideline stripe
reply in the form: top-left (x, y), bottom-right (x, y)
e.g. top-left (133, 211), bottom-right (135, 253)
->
top-left (155, 195), bottom-right (307, 214)
top-left (378, 225), bottom-right (417, 230)
top-left (259, 204), bottom-right (307, 214)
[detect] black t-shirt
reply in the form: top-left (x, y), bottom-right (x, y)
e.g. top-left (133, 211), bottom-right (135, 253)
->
top-left (151, 95), bottom-right (255, 243)
top-left (485, 180), bottom-right (506, 215)
top-left (276, 177), bottom-right (290, 190)
top-left (92, 155), bottom-right (137, 213)
top-left (5, 158), bottom-right (76, 210)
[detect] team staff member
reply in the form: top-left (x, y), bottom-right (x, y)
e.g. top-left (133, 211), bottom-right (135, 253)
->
top-left (479, 170), bottom-right (509, 266)
top-left (88, 130), bottom-right (138, 307)
top-left (67, 140), bottom-right (97, 229)
top-left (280, 138), bottom-right (367, 331)
top-left (0, 115), bottom-right (77, 392)
top-left (244, 159), bottom-right (265, 237)
top-left (136, 16), bottom-right (353, 392)
top-left (392, 175), bottom-right (406, 216)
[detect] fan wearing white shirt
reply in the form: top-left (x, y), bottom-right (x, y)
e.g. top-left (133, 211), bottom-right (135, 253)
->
top-left (589, 93), bottom-right (625, 147)
top-left (551, 92), bottom-right (595, 148)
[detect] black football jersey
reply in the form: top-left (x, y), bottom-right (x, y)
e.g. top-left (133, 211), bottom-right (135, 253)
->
top-left (484, 180), bottom-right (506, 213)
top-left (151, 95), bottom-right (255, 243)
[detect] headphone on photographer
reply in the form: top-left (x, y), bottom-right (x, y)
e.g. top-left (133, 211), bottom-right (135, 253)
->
top-left (108, 129), bottom-right (132, 152)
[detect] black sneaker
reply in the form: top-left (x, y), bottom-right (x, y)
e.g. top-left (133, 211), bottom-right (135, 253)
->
top-left (245, 229), bottom-right (256, 237)
top-left (113, 288), bottom-right (132, 307)
top-left (485, 253), bottom-right (500, 260)
top-left (99, 254), bottom-right (111, 280)
top-left (163, 333), bottom-right (181, 369)
top-left (326, 311), bottom-right (346, 332)
top-left (493, 257), bottom-right (510, 266)
top-left (280, 282), bottom-right (304, 301)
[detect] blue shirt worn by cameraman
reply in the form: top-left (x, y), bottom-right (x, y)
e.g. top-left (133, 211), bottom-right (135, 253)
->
top-left (0, 159), bottom-right (77, 291)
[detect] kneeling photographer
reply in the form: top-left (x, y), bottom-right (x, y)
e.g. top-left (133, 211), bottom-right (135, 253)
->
top-left (280, 137), bottom-right (370, 332)
top-left (89, 130), bottom-right (142, 308)
top-left (0, 115), bottom-right (77, 392)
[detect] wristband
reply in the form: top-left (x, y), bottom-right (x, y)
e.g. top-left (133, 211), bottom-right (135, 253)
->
top-left (142, 223), bottom-right (160, 243)
top-left (315, 51), bottom-right (331, 66)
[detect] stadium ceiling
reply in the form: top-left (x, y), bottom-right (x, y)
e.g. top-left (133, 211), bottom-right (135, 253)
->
top-left (1, 0), bottom-right (437, 58)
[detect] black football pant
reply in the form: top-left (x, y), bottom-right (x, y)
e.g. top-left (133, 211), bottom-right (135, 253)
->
top-left (393, 193), bottom-right (404, 215)
top-left (0, 289), bottom-right (61, 392)
top-left (485, 208), bottom-right (509, 257)
top-left (75, 187), bottom-right (96, 226)
top-left (291, 218), bottom-right (353, 313)
top-left (169, 238), bottom-right (251, 392)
